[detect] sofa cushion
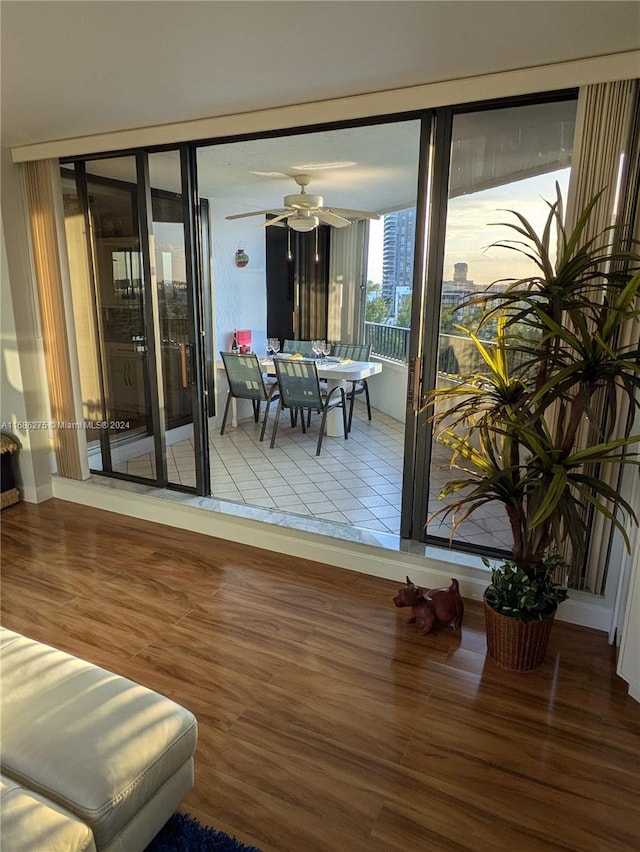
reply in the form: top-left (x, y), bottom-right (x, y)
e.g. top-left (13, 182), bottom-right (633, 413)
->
top-left (0, 628), bottom-right (197, 849)
top-left (1, 774), bottom-right (96, 852)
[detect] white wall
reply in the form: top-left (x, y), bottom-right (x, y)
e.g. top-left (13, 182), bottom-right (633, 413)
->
top-left (367, 357), bottom-right (408, 422)
top-left (0, 150), bottom-right (53, 502)
top-left (613, 409), bottom-right (640, 702)
top-left (210, 206), bottom-right (267, 357)
top-left (209, 206), bottom-right (268, 423)
top-left (617, 521), bottom-right (640, 702)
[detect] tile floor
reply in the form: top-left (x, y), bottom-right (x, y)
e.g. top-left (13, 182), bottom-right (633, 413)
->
top-left (114, 400), bottom-right (513, 549)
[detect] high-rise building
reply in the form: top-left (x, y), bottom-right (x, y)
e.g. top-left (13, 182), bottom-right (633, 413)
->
top-left (453, 262), bottom-right (468, 282)
top-left (442, 262), bottom-right (475, 305)
top-left (382, 208), bottom-right (416, 304)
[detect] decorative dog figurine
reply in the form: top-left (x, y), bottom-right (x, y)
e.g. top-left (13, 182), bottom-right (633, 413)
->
top-left (393, 576), bottom-right (464, 634)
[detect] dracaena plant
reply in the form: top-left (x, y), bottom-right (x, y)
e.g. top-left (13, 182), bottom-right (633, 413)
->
top-left (429, 188), bottom-right (640, 597)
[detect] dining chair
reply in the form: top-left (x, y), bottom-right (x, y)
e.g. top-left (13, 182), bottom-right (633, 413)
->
top-left (282, 339), bottom-right (318, 358)
top-left (220, 352), bottom-right (279, 441)
top-left (331, 342), bottom-right (373, 432)
top-left (270, 357), bottom-right (347, 455)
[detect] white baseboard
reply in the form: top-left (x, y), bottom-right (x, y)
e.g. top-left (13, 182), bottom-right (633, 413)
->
top-left (627, 682), bottom-right (640, 703)
top-left (21, 482), bottom-right (54, 503)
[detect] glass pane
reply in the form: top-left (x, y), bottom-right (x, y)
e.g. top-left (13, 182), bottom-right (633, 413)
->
top-left (366, 208), bottom-right (414, 361)
top-left (61, 164), bottom-right (104, 472)
top-left (427, 98), bottom-right (578, 550)
top-left (148, 151), bottom-right (197, 489)
top-left (84, 157), bottom-right (157, 480)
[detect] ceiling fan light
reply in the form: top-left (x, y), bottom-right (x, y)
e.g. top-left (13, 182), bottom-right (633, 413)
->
top-left (289, 215), bottom-right (319, 233)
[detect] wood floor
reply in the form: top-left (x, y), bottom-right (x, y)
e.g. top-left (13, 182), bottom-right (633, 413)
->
top-left (2, 499), bottom-right (639, 852)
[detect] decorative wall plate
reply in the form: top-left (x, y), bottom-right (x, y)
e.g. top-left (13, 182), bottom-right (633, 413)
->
top-left (235, 248), bottom-right (249, 268)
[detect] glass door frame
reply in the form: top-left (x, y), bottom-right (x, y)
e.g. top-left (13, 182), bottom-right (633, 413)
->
top-left (137, 149), bottom-right (169, 486)
top-left (179, 144), bottom-right (210, 495)
top-left (401, 107), bottom-right (449, 541)
top-left (402, 89), bottom-right (579, 554)
top-left (62, 144), bottom-right (210, 496)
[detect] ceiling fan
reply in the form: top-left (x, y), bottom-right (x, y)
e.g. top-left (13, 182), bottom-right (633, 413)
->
top-left (225, 174), bottom-right (380, 232)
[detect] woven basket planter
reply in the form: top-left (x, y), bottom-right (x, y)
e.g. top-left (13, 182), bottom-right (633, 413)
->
top-left (1, 435), bottom-right (19, 510)
top-left (483, 598), bottom-right (556, 672)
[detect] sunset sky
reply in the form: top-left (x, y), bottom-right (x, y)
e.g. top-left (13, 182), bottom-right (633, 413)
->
top-left (367, 167), bottom-right (571, 290)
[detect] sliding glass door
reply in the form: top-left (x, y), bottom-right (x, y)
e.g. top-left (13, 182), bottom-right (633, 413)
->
top-left (62, 147), bottom-right (209, 492)
top-left (405, 94), bottom-right (578, 551)
top-left (61, 90), bottom-right (578, 559)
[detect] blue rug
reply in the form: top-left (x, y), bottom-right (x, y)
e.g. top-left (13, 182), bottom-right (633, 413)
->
top-left (145, 813), bottom-right (263, 852)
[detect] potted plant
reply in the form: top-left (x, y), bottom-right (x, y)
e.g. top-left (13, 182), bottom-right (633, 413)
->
top-left (428, 189), bottom-right (640, 670)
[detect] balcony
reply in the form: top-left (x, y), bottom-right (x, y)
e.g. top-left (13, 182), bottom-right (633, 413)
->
top-left (110, 320), bottom-right (512, 553)
top-left (365, 321), bottom-right (496, 374)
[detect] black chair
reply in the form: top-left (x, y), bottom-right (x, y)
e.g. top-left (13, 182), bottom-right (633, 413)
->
top-left (270, 357), bottom-right (347, 456)
top-left (282, 339), bottom-right (318, 358)
top-left (219, 352), bottom-right (279, 441)
top-left (331, 342), bottom-right (372, 432)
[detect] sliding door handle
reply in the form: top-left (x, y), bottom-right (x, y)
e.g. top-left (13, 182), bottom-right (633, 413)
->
top-left (407, 356), bottom-right (423, 413)
top-left (180, 343), bottom-right (189, 388)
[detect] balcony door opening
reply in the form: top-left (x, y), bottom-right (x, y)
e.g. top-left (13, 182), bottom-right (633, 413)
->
top-left (195, 118), bottom-right (421, 539)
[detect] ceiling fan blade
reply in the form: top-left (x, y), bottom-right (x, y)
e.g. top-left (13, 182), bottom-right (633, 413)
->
top-left (225, 208), bottom-right (287, 221)
top-left (260, 212), bottom-right (291, 227)
top-left (317, 211), bottom-right (351, 228)
top-left (325, 207), bottom-right (380, 220)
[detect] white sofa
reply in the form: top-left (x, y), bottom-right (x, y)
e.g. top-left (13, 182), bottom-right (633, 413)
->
top-left (0, 627), bottom-right (198, 852)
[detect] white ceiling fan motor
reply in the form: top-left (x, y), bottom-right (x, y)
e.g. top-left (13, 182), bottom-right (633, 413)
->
top-left (283, 174), bottom-right (323, 210)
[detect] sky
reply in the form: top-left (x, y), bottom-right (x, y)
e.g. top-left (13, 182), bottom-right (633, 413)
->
top-left (367, 168), bottom-right (572, 289)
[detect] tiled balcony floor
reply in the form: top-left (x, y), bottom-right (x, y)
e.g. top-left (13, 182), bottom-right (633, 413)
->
top-left (114, 401), bottom-right (513, 550)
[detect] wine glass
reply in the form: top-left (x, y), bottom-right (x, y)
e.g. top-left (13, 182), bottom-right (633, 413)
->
top-left (321, 342), bottom-right (332, 362)
top-left (315, 340), bottom-right (328, 362)
top-left (311, 340), bottom-right (322, 360)
top-left (267, 338), bottom-right (280, 357)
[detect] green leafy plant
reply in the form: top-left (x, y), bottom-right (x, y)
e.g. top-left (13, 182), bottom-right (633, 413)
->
top-left (483, 554), bottom-right (569, 622)
top-left (429, 187), bottom-right (640, 618)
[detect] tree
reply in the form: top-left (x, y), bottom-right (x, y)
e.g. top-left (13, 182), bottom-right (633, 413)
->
top-left (396, 294), bottom-right (412, 328)
top-left (366, 295), bottom-right (391, 324)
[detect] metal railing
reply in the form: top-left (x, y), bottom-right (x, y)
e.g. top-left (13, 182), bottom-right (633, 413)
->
top-left (364, 323), bottom-right (504, 376)
top-left (364, 322), bottom-right (410, 363)
top-left (437, 332), bottom-right (496, 375)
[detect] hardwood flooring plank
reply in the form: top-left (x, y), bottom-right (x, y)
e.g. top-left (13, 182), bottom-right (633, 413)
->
top-left (186, 763), bottom-right (378, 852)
top-left (2, 499), bottom-right (640, 851)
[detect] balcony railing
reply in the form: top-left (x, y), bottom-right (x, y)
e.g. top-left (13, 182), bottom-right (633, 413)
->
top-left (365, 322), bottom-right (410, 362)
top-left (365, 322), bottom-right (499, 375)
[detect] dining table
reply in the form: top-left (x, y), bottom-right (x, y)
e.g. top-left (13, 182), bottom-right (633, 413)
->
top-left (262, 355), bottom-right (382, 437)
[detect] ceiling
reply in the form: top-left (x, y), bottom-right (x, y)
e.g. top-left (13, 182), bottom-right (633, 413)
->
top-left (2, 1), bottom-right (638, 215)
top-left (2, 1), bottom-right (638, 150)
top-left (92, 119), bottom-right (422, 216)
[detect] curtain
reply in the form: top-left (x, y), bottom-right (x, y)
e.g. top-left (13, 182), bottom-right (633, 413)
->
top-left (563, 79), bottom-right (640, 593)
top-left (24, 159), bottom-right (86, 480)
top-left (327, 219), bottom-right (368, 344)
top-left (295, 226), bottom-right (330, 342)
top-left (565, 80), bottom-right (639, 232)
